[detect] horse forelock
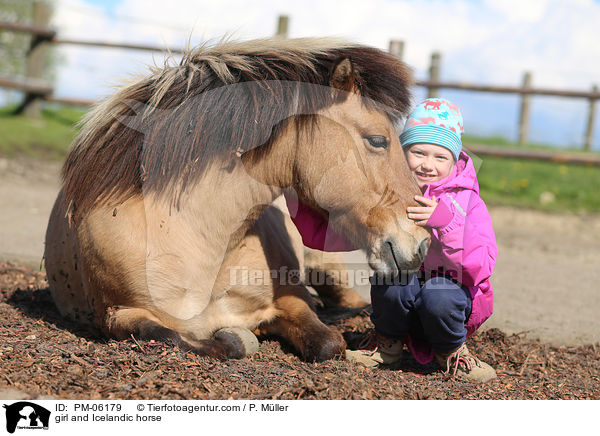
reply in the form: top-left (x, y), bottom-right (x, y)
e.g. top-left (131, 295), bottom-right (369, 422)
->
top-left (62, 37), bottom-right (413, 215)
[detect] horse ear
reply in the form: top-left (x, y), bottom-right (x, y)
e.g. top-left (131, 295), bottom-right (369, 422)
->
top-left (330, 57), bottom-right (356, 93)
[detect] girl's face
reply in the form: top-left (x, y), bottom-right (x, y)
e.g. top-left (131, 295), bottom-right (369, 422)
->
top-left (404, 143), bottom-right (455, 189)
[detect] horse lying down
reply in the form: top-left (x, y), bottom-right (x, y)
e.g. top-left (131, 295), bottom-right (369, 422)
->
top-left (44, 37), bottom-right (430, 362)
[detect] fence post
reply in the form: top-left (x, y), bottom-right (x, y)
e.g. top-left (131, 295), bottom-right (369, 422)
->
top-left (518, 71), bottom-right (532, 145)
top-left (388, 39), bottom-right (404, 60)
top-left (276, 15), bottom-right (289, 38)
top-left (427, 52), bottom-right (441, 98)
top-left (18, 0), bottom-right (51, 117)
top-left (584, 84), bottom-right (598, 151)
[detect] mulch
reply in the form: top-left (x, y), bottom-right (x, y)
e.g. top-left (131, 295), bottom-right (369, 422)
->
top-left (1, 261), bottom-right (598, 400)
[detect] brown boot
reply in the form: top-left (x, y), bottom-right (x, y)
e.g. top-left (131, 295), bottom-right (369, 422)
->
top-left (435, 343), bottom-right (497, 383)
top-left (345, 329), bottom-right (404, 367)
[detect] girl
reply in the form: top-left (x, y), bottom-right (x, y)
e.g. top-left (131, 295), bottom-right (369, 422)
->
top-left (287, 98), bottom-right (498, 382)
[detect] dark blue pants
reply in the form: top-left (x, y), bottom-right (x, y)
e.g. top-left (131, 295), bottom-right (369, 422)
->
top-left (370, 273), bottom-right (472, 354)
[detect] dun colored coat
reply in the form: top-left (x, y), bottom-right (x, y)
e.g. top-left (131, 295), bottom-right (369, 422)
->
top-left (44, 38), bottom-right (430, 361)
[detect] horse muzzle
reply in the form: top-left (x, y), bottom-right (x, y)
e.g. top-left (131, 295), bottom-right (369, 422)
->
top-left (368, 235), bottom-right (430, 279)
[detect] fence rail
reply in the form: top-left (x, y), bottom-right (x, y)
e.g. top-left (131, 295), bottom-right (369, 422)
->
top-left (465, 144), bottom-right (600, 166)
top-left (0, 20), bottom-right (56, 39)
top-left (1, 7), bottom-right (599, 159)
top-left (51, 38), bottom-right (186, 54)
top-left (415, 80), bottom-right (600, 100)
top-left (390, 38), bottom-right (598, 151)
top-left (0, 75), bottom-right (52, 95)
top-left (0, 21), bottom-right (186, 54)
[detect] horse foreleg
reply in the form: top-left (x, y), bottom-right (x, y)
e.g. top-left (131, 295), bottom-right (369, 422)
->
top-left (304, 249), bottom-right (368, 308)
top-left (104, 307), bottom-right (257, 359)
top-left (257, 285), bottom-right (345, 362)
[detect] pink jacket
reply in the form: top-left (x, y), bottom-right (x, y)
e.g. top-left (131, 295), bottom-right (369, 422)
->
top-left (284, 192), bottom-right (355, 252)
top-left (420, 151), bottom-right (497, 337)
top-left (406, 151), bottom-right (497, 363)
top-left (285, 151), bottom-right (497, 363)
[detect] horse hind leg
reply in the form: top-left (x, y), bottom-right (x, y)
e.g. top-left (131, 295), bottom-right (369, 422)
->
top-left (105, 307), bottom-right (258, 359)
top-left (257, 285), bottom-right (345, 362)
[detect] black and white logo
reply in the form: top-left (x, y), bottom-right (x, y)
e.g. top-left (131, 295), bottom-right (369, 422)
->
top-left (3, 402), bottom-right (50, 433)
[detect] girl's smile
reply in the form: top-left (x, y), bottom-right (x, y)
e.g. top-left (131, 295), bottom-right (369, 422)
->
top-left (404, 143), bottom-right (455, 188)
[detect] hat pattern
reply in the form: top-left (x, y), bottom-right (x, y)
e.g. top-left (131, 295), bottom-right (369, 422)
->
top-left (400, 98), bottom-right (464, 160)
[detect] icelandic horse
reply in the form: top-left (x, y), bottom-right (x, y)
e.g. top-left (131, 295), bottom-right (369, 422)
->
top-left (44, 38), bottom-right (430, 361)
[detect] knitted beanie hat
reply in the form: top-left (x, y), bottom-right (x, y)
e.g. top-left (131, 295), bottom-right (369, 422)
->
top-left (400, 98), bottom-right (464, 161)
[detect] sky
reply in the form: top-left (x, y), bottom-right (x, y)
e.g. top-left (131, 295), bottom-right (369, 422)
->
top-left (26, 0), bottom-right (600, 148)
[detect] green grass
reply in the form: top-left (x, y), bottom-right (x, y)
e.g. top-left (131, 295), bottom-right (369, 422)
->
top-left (477, 156), bottom-right (600, 213)
top-left (463, 134), bottom-right (514, 148)
top-left (462, 134), bottom-right (600, 212)
top-left (463, 133), bottom-right (594, 154)
top-left (0, 104), bottom-right (86, 160)
top-left (0, 105), bottom-right (599, 213)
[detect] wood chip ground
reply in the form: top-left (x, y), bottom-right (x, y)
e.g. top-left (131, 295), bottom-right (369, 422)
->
top-left (1, 262), bottom-right (598, 400)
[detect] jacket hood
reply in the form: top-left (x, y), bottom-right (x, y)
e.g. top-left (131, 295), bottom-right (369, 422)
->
top-left (423, 151), bottom-right (479, 196)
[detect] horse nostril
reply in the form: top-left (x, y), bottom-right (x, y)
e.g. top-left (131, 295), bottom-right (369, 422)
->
top-left (418, 238), bottom-right (430, 260)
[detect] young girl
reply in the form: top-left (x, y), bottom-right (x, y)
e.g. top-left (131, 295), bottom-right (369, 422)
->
top-left (285, 98), bottom-right (497, 382)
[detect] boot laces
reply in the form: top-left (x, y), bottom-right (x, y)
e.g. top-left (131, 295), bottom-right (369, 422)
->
top-left (357, 329), bottom-right (396, 354)
top-left (444, 344), bottom-right (481, 377)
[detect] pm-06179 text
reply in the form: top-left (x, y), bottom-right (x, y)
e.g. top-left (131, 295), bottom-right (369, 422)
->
top-left (73, 404), bottom-right (123, 412)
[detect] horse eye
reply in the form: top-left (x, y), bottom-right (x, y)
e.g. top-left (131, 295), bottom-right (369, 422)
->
top-left (366, 135), bottom-right (388, 149)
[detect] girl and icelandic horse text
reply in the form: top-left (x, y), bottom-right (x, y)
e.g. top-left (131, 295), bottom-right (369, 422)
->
top-left (44, 38), bottom-right (430, 361)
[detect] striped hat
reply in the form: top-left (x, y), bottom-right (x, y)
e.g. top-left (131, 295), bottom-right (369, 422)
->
top-left (400, 98), bottom-right (464, 161)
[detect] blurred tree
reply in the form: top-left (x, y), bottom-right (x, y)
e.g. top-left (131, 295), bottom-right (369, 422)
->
top-left (0, 0), bottom-right (56, 104)
top-left (0, 0), bottom-right (32, 77)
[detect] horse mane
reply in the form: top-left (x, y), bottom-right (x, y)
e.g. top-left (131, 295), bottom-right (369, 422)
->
top-left (62, 37), bottom-right (413, 215)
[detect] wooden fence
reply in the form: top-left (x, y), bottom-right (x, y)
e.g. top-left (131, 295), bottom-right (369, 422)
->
top-left (388, 40), bottom-right (600, 152)
top-left (1, 2), bottom-right (599, 163)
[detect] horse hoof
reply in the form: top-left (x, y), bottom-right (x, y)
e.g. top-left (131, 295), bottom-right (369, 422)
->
top-left (214, 327), bottom-right (259, 358)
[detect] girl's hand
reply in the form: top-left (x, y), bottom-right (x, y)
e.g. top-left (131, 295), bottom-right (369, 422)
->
top-left (407, 195), bottom-right (438, 226)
